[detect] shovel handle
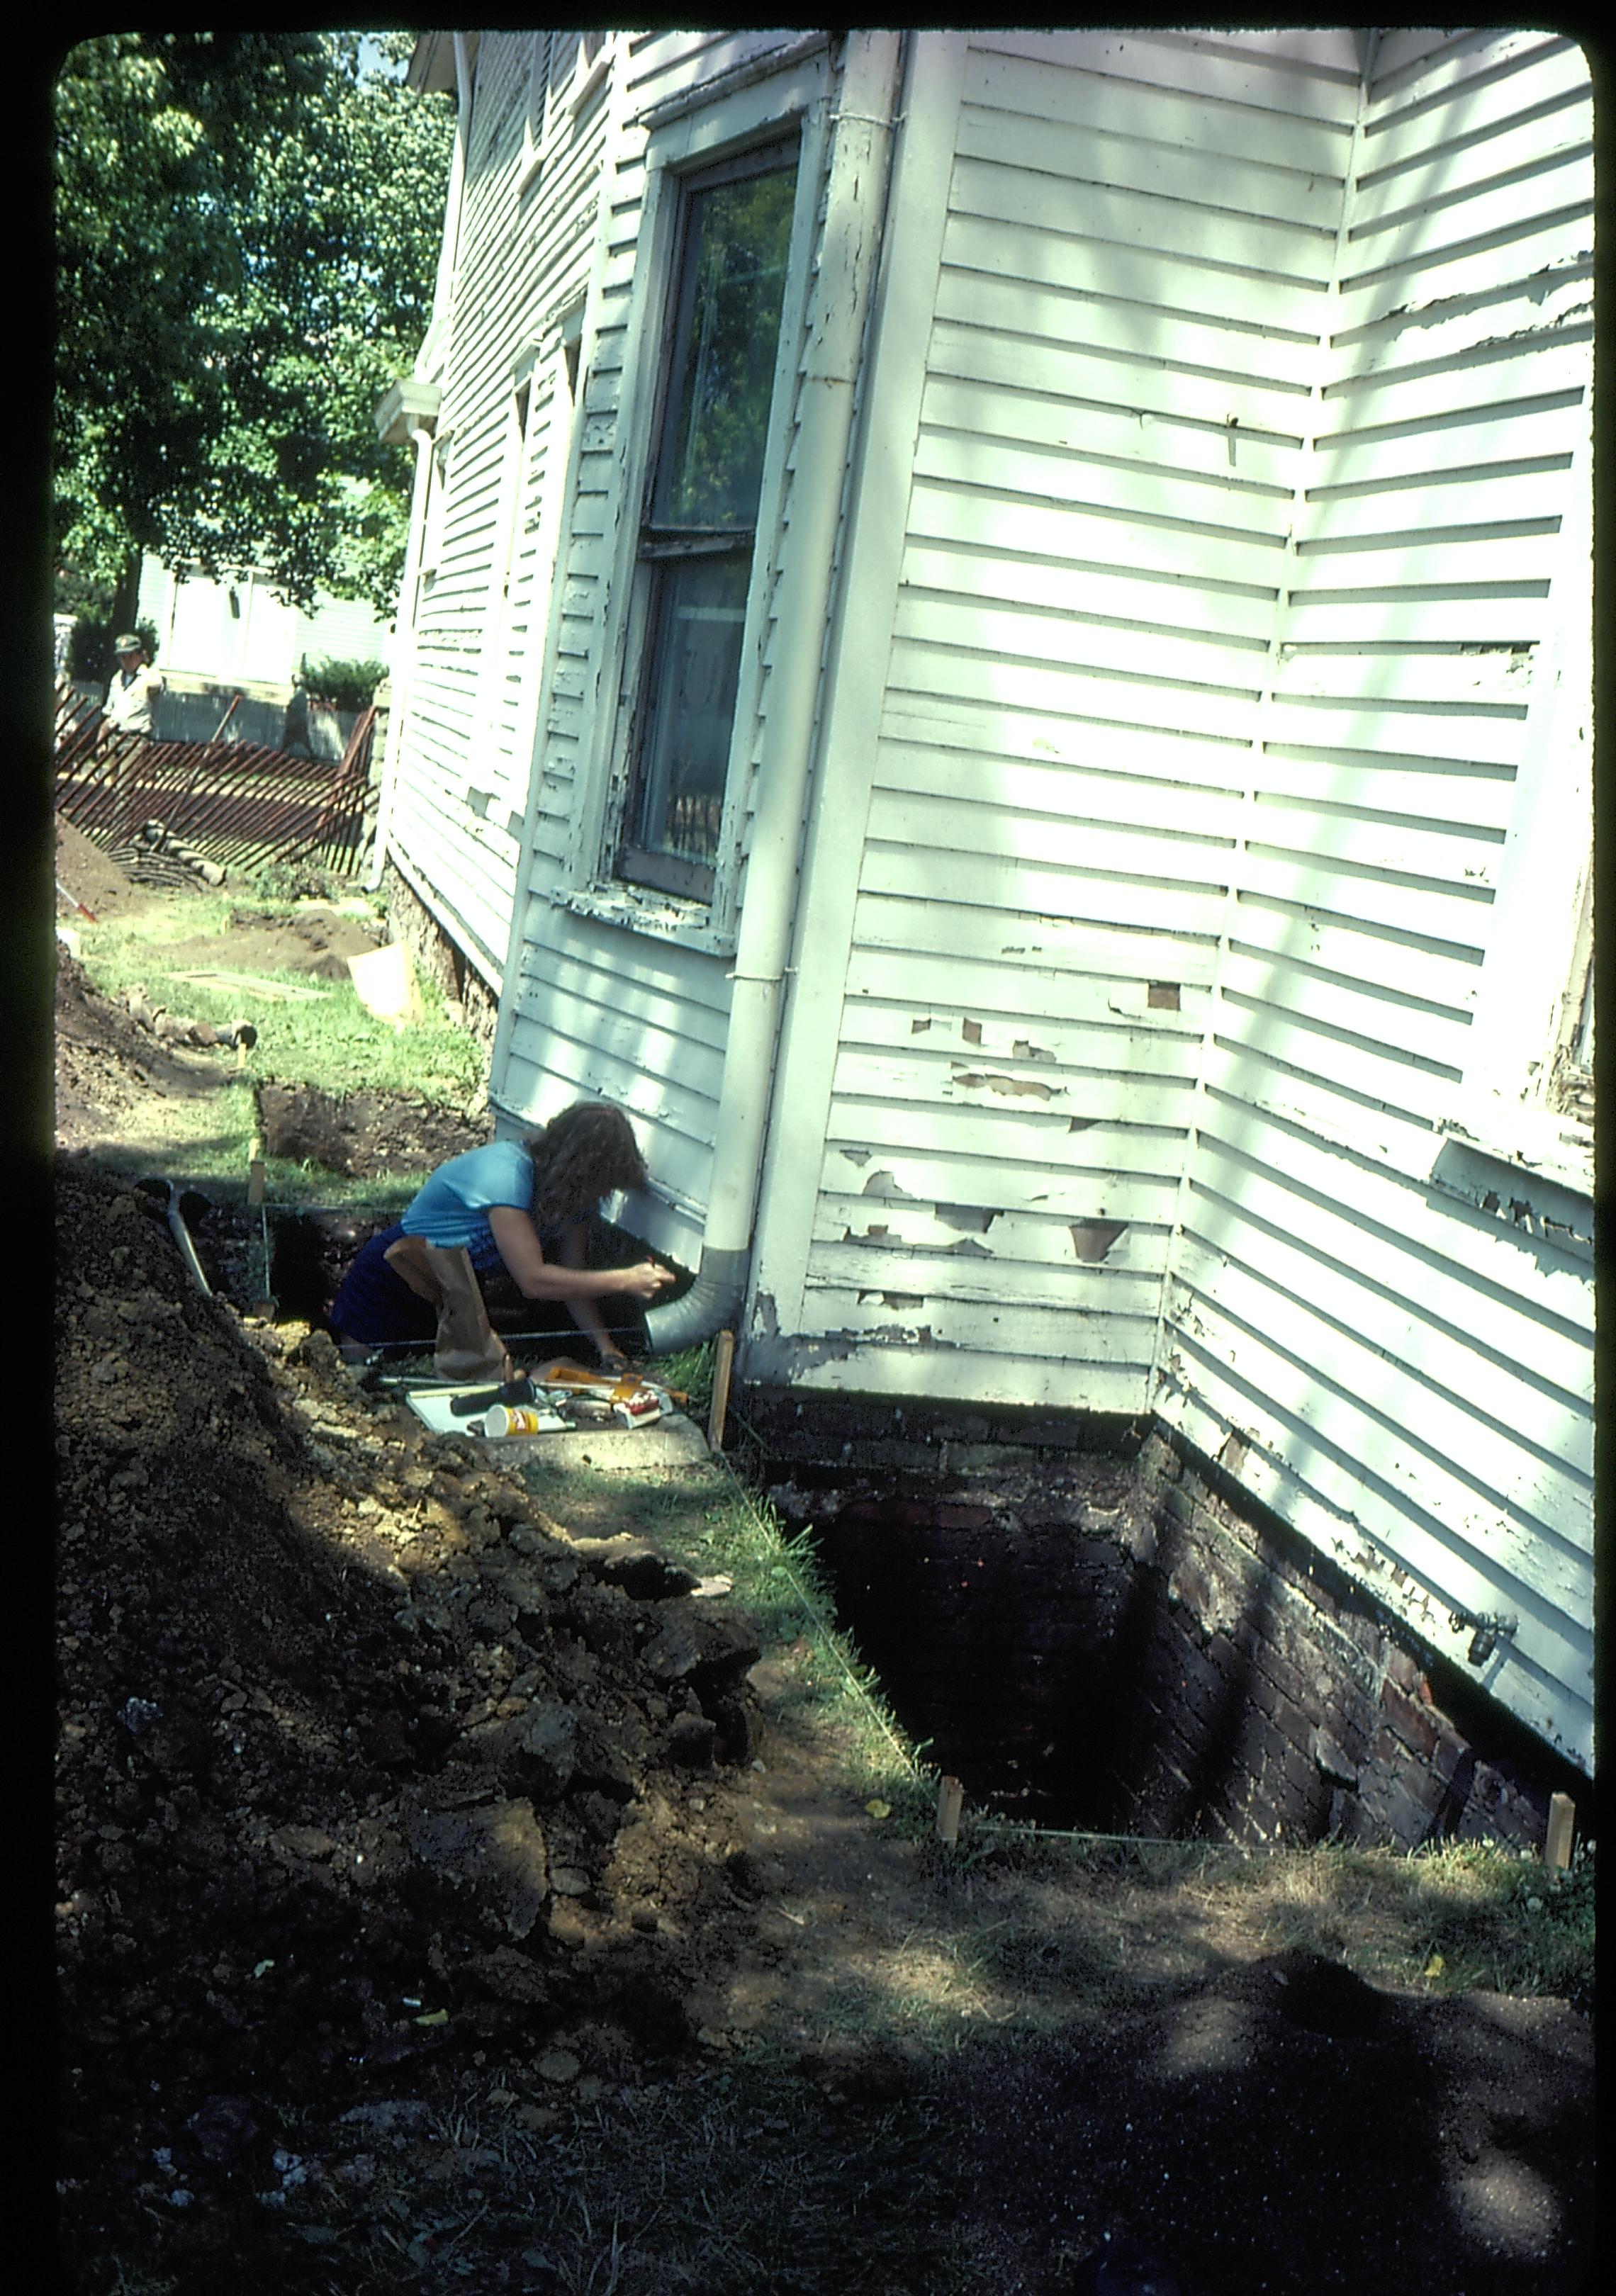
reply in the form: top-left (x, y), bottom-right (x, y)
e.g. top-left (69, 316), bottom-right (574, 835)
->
top-left (449, 1375), bottom-right (534, 1417)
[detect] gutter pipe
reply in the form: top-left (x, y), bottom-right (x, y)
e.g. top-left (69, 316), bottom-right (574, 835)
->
top-left (138, 1178), bottom-right (213, 1297)
top-left (645, 28), bottom-right (906, 1353)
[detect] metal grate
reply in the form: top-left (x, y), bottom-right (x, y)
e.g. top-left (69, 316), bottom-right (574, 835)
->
top-left (54, 677), bottom-right (376, 878)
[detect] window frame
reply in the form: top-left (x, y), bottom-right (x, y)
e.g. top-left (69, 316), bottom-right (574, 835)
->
top-left (562, 40), bottom-right (831, 948)
top-left (615, 134), bottom-right (803, 903)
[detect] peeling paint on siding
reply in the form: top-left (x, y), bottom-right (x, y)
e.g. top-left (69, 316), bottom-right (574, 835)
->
top-left (953, 1071), bottom-right (1061, 1101)
top-left (1070, 1220), bottom-right (1128, 1263)
top-left (862, 1169), bottom-right (915, 1198)
top-left (934, 1203), bottom-right (997, 1233)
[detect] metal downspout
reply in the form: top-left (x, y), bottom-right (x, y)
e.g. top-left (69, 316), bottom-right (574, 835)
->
top-left (368, 420), bottom-right (437, 890)
top-left (645, 29), bottom-right (906, 1353)
top-left (138, 1179), bottom-right (213, 1296)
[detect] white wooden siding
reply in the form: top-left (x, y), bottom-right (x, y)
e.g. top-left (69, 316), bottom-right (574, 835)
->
top-left (393, 27), bottom-right (1593, 1769)
top-left (785, 27), bottom-right (1348, 1414)
top-left (761, 26), bottom-right (1592, 1765)
top-left (1153, 28), bottom-right (1594, 1769)
top-left (386, 29), bottom-right (612, 989)
top-left (492, 28), bottom-right (834, 1226)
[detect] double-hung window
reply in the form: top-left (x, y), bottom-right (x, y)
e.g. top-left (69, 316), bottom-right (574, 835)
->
top-left (617, 137), bottom-right (799, 903)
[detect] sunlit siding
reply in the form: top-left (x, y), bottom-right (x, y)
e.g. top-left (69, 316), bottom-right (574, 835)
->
top-left (495, 29), bottom-right (830, 1254)
top-left (797, 29), bottom-right (1357, 1412)
top-left (386, 30), bottom-right (610, 989)
top-left (1154, 29), bottom-right (1595, 1768)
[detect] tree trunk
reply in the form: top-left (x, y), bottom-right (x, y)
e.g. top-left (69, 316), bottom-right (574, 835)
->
top-left (108, 551), bottom-right (144, 648)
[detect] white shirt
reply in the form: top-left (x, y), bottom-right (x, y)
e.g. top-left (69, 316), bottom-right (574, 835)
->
top-left (106, 660), bottom-right (164, 735)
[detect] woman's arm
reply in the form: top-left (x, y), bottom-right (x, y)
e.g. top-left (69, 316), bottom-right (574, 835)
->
top-left (552, 1222), bottom-right (629, 1366)
top-left (486, 1205), bottom-right (674, 1306)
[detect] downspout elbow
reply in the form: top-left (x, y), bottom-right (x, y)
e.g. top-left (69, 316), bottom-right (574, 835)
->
top-left (644, 1245), bottom-right (750, 1356)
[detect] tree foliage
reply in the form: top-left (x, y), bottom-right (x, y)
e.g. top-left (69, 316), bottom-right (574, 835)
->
top-left (53, 31), bottom-right (454, 616)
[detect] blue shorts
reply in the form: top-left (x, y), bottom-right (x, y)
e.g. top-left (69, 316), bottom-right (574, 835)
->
top-left (327, 1223), bottom-right (437, 1345)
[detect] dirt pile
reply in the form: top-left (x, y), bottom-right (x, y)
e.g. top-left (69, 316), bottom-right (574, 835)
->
top-left (53, 949), bottom-right (240, 1155)
top-left (57, 815), bottom-right (144, 919)
top-left (256, 1082), bottom-right (486, 1180)
top-left (54, 1153), bottom-right (768, 2288)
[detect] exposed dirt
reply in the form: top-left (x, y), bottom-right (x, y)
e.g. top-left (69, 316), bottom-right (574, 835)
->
top-left (57, 814), bottom-right (150, 919)
top-left (52, 824), bottom-right (478, 1183)
top-left (53, 946), bottom-right (242, 1159)
top-left (157, 904), bottom-right (387, 986)
top-left (51, 869), bottom-right (1595, 2296)
top-left (255, 1084), bottom-right (486, 1182)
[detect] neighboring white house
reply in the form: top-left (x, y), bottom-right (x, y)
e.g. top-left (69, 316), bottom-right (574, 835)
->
top-left (136, 555), bottom-right (392, 695)
top-left (374, 28), bottom-right (1595, 1774)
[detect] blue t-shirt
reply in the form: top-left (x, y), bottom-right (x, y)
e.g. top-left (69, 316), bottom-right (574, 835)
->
top-left (400, 1141), bottom-right (534, 1269)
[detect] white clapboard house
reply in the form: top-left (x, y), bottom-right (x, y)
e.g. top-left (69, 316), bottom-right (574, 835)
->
top-left (373, 28), bottom-right (1594, 1773)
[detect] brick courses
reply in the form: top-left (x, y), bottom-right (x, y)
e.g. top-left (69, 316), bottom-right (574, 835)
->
top-left (762, 1406), bottom-right (1576, 1854)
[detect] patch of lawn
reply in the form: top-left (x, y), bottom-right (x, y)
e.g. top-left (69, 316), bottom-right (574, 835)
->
top-left (73, 893), bottom-right (486, 1114)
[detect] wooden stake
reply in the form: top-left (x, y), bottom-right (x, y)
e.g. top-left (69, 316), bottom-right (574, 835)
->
top-left (1544, 1791), bottom-right (1575, 1876)
top-left (707, 1328), bottom-right (736, 1452)
top-left (936, 1776), bottom-right (964, 1845)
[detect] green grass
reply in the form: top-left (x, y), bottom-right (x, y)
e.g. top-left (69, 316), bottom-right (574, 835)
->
top-left (67, 884), bottom-right (487, 1197)
top-left (78, 889), bottom-right (485, 1109)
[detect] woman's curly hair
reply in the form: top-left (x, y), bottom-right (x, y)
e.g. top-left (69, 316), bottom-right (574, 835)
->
top-left (524, 1103), bottom-right (649, 1230)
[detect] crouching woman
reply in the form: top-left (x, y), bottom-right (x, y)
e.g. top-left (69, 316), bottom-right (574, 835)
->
top-left (329, 1102), bottom-right (675, 1369)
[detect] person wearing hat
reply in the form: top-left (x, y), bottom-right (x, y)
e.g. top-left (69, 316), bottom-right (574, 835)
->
top-left (104, 633), bottom-right (164, 738)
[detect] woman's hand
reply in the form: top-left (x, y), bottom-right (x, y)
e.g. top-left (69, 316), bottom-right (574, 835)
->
top-left (614, 1259), bottom-right (677, 1301)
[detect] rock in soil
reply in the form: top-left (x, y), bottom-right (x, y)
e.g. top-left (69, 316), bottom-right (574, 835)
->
top-left (54, 1152), bottom-right (766, 2292)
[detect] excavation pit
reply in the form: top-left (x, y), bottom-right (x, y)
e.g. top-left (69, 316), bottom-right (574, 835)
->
top-left (756, 1403), bottom-right (1586, 1858)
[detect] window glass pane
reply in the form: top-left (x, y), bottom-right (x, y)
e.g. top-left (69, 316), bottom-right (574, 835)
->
top-left (632, 553), bottom-right (751, 868)
top-left (653, 153), bottom-right (797, 531)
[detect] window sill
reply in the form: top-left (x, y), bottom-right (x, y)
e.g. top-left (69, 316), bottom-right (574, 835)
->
top-left (554, 882), bottom-right (736, 960)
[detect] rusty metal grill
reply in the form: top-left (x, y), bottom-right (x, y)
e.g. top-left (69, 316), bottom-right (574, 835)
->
top-left (54, 679), bottom-right (376, 879)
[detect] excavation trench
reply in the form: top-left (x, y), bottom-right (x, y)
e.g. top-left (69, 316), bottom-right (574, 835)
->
top-left (172, 1196), bottom-right (1581, 1858)
top-left (186, 1198), bottom-right (688, 1359)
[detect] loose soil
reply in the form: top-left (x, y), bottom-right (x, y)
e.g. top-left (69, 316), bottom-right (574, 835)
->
top-left (53, 945), bottom-right (244, 1164)
top-left (50, 862), bottom-right (1594, 2295)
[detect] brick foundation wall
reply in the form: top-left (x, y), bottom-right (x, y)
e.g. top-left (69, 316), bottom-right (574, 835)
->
top-left (381, 862), bottom-right (498, 1108)
top-left (1128, 1429), bottom-right (1558, 1853)
top-left (757, 1394), bottom-right (1578, 1855)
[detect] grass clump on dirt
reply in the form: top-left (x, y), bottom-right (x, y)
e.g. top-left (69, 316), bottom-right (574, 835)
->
top-left (927, 1820), bottom-right (1598, 2031)
top-left (520, 1385), bottom-right (929, 1828)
